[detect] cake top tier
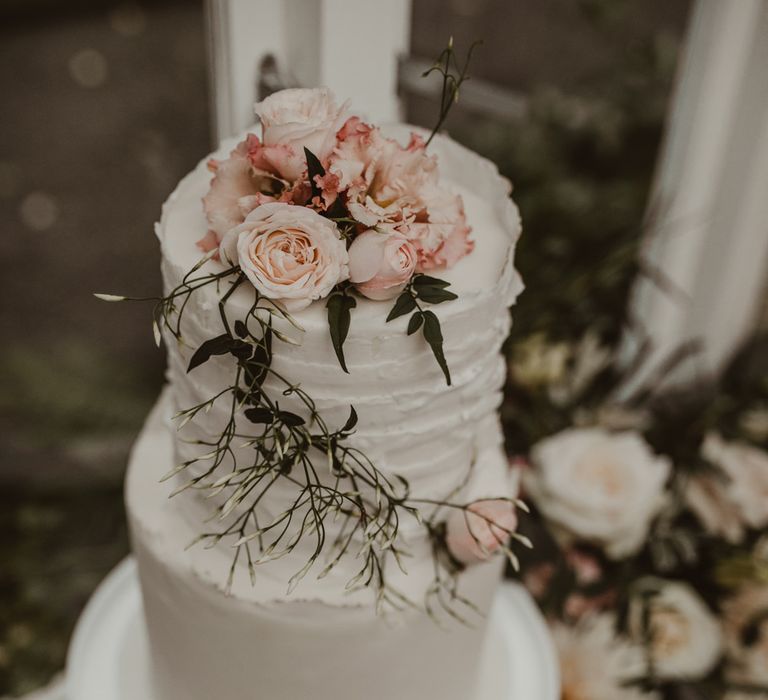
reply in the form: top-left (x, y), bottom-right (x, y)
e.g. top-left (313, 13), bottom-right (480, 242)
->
top-left (145, 88), bottom-right (525, 610)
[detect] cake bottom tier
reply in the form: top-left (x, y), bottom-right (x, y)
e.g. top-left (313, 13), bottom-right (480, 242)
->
top-left (126, 392), bottom-right (506, 700)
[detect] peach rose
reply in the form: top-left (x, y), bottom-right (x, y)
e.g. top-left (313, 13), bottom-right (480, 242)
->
top-left (348, 229), bottom-right (417, 301)
top-left (628, 580), bottom-right (722, 680)
top-left (552, 614), bottom-right (660, 700)
top-left (722, 584), bottom-right (768, 687)
top-left (254, 87), bottom-right (347, 181)
top-left (219, 203), bottom-right (348, 311)
top-left (445, 499), bottom-right (517, 565)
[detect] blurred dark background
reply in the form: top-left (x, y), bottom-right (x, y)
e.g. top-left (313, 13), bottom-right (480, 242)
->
top-left (0, 0), bottom-right (691, 695)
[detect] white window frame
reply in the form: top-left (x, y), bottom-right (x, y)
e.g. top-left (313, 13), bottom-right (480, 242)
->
top-left (205, 0), bottom-right (411, 143)
top-left (623, 0), bottom-right (768, 391)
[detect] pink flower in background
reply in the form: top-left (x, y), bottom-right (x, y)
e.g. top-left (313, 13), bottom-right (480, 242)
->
top-left (348, 230), bottom-right (417, 301)
top-left (628, 580), bottom-right (722, 680)
top-left (219, 203), bottom-right (348, 311)
top-left (552, 614), bottom-right (660, 700)
top-left (685, 433), bottom-right (768, 543)
top-left (565, 548), bottom-right (602, 586)
top-left (523, 562), bottom-right (556, 600)
top-left (445, 499), bottom-right (517, 565)
top-left (564, 590), bottom-right (616, 620)
top-left (722, 584), bottom-right (768, 687)
top-left (254, 87), bottom-right (347, 181)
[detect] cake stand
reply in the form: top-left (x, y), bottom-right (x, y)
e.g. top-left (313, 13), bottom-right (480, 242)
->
top-left (66, 557), bottom-right (559, 699)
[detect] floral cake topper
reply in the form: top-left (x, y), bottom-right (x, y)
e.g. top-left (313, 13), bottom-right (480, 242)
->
top-left (97, 40), bottom-right (528, 617)
top-left (198, 82), bottom-right (475, 382)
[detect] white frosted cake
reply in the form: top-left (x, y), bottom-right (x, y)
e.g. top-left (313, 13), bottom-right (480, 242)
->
top-left (124, 88), bottom-right (523, 700)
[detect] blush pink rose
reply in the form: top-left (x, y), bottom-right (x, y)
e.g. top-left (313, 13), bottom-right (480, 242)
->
top-left (254, 87), bottom-right (347, 181)
top-left (219, 203), bottom-right (349, 311)
top-left (445, 499), bottom-right (518, 565)
top-left (348, 229), bottom-right (417, 301)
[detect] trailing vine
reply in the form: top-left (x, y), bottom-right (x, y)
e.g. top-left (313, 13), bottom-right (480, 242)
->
top-left (98, 260), bottom-right (529, 616)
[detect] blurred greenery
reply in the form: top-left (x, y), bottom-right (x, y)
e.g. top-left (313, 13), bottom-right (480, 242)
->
top-left (0, 341), bottom-right (155, 446)
top-left (451, 25), bottom-right (681, 345)
top-left (0, 489), bottom-right (127, 696)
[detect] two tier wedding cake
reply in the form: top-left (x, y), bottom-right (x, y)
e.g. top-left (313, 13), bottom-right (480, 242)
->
top-left (122, 86), bottom-right (523, 700)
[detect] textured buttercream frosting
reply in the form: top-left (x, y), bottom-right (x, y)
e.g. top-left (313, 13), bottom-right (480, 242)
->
top-left (127, 123), bottom-right (522, 700)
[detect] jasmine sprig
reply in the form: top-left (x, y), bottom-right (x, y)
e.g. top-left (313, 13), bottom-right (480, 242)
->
top-left (97, 257), bottom-right (528, 618)
top-left (423, 37), bottom-right (482, 147)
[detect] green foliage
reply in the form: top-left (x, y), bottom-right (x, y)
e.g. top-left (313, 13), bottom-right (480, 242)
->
top-left (453, 31), bottom-right (680, 346)
top-left (386, 274), bottom-right (456, 385)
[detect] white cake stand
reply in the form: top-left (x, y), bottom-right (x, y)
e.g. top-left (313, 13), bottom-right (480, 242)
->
top-left (65, 557), bottom-right (559, 700)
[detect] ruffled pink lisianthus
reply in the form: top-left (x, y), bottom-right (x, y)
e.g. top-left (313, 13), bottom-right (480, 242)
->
top-left (200, 88), bottom-right (476, 305)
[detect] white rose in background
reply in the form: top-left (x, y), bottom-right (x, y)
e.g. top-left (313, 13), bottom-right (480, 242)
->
top-left (445, 500), bottom-right (518, 565)
top-left (219, 203), bottom-right (348, 311)
top-left (254, 88), bottom-right (347, 181)
top-left (629, 580), bottom-right (722, 680)
top-left (348, 230), bottom-right (417, 301)
top-left (686, 433), bottom-right (768, 543)
top-left (524, 428), bottom-right (670, 559)
top-left (722, 584), bottom-right (768, 687)
top-left (552, 614), bottom-right (660, 700)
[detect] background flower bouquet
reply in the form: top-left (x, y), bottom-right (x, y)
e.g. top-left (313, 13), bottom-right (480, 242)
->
top-left (507, 327), bottom-right (768, 699)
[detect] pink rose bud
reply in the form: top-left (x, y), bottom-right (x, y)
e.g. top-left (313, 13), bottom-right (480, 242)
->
top-left (445, 500), bottom-right (518, 565)
top-left (348, 229), bottom-right (417, 301)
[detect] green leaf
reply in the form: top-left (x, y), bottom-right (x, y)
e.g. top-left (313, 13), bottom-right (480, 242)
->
top-left (234, 320), bottom-right (248, 338)
top-left (415, 286), bottom-right (458, 304)
top-left (407, 311), bottom-right (424, 335)
top-left (229, 339), bottom-right (253, 361)
top-left (342, 406), bottom-right (358, 432)
top-left (386, 292), bottom-right (417, 322)
top-left (412, 275), bottom-right (451, 290)
top-left (188, 333), bottom-right (234, 372)
top-left (279, 411), bottom-right (305, 427)
top-left (304, 147), bottom-right (325, 200)
top-left (244, 407), bottom-right (273, 424)
top-left (327, 292), bottom-right (357, 373)
top-left (422, 310), bottom-right (451, 385)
